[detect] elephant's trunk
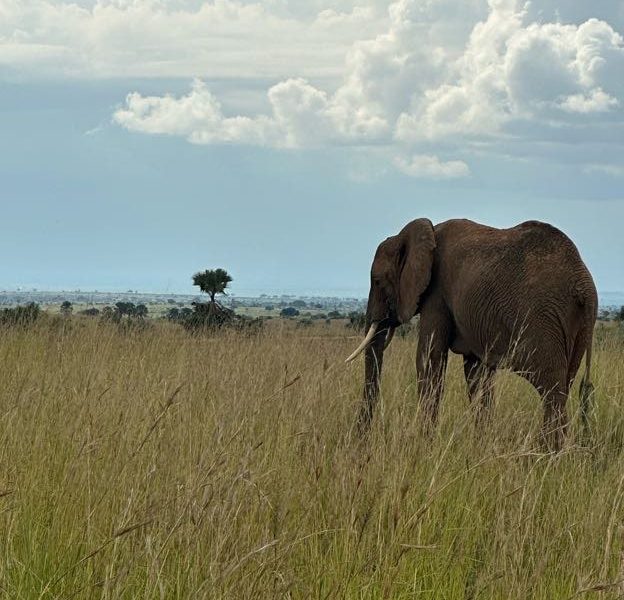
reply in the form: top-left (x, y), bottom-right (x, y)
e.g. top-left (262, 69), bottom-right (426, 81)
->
top-left (357, 324), bottom-right (386, 433)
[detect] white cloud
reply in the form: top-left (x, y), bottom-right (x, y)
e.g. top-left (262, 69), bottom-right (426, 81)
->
top-left (395, 7), bottom-right (624, 143)
top-left (394, 154), bottom-right (470, 179)
top-left (111, 0), bottom-right (492, 153)
top-left (4, 0), bottom-right (623, 177)
top-left (113, 77), bottom-right (385, 147)
top-left (114, 79), bottom-right (280, 145)
top-left (0, 0), bottom-right (385, 80)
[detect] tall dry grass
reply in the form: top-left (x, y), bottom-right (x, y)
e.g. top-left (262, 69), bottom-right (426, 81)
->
top-left (0, 318), bottom-right (623, 598)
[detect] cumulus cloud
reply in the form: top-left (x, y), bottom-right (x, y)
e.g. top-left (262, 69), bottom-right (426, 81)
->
top-left (5, 0), bottom-right (623, 176)
top-left (113, 77), bottom-right (385, 147)
top-left (0, 0), bottom-right (384, 80)
top-left (114, 79), bottom-right (280, 145)
top-left (108, 0), bottom-right (624, 176)
top-left (395, 8), bottom-right (624, 142)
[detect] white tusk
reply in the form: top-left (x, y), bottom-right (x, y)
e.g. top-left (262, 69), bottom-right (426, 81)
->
top-left (384, 326), bottom-right (395, 349)
top-left (345, 322), bottom-right (379, 363)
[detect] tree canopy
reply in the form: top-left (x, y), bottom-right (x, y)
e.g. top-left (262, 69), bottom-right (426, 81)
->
top-left (192, 268), bottom-right (233, 303)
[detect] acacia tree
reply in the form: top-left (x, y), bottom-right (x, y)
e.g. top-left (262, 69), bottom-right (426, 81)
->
top-left (192, 269), bottom-right (233, 306)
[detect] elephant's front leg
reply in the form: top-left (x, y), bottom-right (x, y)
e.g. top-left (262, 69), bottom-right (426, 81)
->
top-left (357, 326), bottom-right (387, 434)
top-left (416, 332), bottom-right (449, 431)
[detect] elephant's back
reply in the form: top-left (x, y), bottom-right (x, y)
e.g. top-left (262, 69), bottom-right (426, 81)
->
top-left (436, 218), bottom-right (597, 357)
top-left (435, 218), bottom-right (595, 296)
top-left (510, 220), bottom-right (583, 259)
top-left (511, 221), bottom-right (597, 307)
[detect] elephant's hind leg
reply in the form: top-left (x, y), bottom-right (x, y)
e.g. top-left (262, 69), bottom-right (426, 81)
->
top-left (463, 355), bottom-right (495, 426)
top-left (530, 370), bottom-right (570, 451)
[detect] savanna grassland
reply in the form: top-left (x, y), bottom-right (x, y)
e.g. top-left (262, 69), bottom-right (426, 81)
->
top-left (1, 318), bottom-right (623, 599)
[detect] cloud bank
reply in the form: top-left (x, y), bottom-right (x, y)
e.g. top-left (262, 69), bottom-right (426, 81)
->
top-left (0, 0), bottom-right (384, 79)
top-left (4, 0), bottom-right (622, 178)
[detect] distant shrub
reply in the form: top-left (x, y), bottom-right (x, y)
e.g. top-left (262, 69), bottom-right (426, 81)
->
top-left (327, 310), bottom-right (343, 319)
top-left (0, 302), bottom-right (41, 327)
top-left (101, 306), bottom-right (119, 322)
top-left (80, 308), bottom-right (100, 317)
top-left (135, 304), bottom-right (149, 318)
top-left (113, 301), bottom-right (148, 318)
top-left (280, 307), bottom-right (300, 318)
top-left (166, 307), bottom-right (181, 320)
top-left (99, 302), bottom-right (149, 324)
top-left (182, 304), bottom-right (263, 336)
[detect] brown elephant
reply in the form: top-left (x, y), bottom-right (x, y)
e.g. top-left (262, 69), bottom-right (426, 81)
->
top-left (346, 218), bottom-right (597, 449)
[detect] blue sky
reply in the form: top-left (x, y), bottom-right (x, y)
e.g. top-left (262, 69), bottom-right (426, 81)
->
top-left (1, 1), bottom-right (623, 298)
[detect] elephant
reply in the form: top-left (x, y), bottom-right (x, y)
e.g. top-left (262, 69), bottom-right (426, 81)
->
top-left (346, 218), bottom-right (597, 449)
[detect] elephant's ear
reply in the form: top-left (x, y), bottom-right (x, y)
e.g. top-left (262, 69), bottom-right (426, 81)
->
top-left (397, 218), bottom-right (436, 323)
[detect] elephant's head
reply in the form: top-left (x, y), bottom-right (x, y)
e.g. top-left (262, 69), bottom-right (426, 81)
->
top-left (346, 218), bottom-right (436, 362)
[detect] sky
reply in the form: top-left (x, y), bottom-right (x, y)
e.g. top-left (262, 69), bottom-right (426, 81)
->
top-left (0, 0), bottom-right (623, 299)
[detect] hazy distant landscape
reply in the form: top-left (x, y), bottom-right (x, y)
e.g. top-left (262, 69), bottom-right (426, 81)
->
top-left (0, 289), bottom-right (622, 319)
top-left (0, 289), bottom-right (366, 318)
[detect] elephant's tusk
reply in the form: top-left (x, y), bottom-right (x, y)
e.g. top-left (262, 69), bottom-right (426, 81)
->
top-left (384, 326), bottom-right (395, 349)
top-left (345, 322), bottom-right (379, 363)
